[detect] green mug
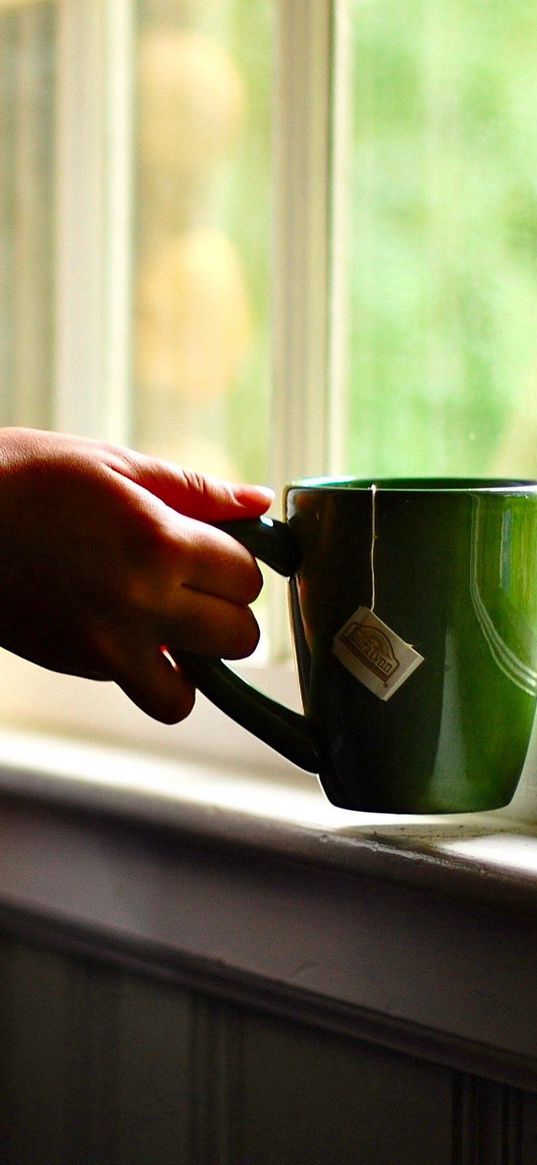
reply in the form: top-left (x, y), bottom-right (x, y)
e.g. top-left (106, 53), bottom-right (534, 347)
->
top-left (184, 478), bottom-right (537, 813)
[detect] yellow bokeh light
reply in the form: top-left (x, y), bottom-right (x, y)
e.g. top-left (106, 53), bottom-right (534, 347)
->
top-left (136, 226), bottom-right (252, 400)
top-left (138, 28), bottom-right (245, 179)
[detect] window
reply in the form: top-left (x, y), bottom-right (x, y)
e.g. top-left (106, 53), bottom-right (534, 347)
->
top-left (133, 1), bottom-right (273, 485)
top-left (346, 0), bottom-right (537, 478)
top-left (0, 0), bottom-right (56, 430)
top-left (0, 0), bottom-right (332, 767)
top-left (1, 0), bottom-right (537, 773)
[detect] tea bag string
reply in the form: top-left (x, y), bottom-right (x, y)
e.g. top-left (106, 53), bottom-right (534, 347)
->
top-left (370, 483), bottom-right (377, 612)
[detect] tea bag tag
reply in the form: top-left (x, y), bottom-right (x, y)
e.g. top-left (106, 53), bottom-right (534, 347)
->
top-left (333, 606), bottom-right (424, 701)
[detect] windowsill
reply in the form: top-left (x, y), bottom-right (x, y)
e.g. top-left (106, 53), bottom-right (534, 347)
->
top-left (2, 647), bottom-right (537, 914)
top-left (1, 722), bottom-right (537, 914)
top-left (3, 722), bottom-right (537, 1087)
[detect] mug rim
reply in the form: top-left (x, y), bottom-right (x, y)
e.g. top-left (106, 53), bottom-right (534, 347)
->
top-left (286, 476), bottom-right (537, 494)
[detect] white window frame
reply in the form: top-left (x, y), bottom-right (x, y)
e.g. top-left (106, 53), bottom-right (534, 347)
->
top-left (53, 0), bottom-right (133, 440)
top-left (51, 0), bottom-right (347, 463)
top-left (0, 0), bottom-right (350, 777)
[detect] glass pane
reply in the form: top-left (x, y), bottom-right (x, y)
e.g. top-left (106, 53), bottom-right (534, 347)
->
top-left (0, 1), bottom-right (56, 428)
top-left (346, 0), bottom-right (537, 478)
top-left (133, 0), bottom-right (273, 486)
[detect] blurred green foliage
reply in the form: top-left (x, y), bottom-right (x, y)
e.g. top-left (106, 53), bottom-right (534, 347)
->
top-left (348, 0), bottom-right (537, 478)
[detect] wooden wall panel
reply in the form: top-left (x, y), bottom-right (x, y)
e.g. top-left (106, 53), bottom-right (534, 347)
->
top-left (0, 935), bottom-right (72, 1164)
top-left (2, 933), bottom-right (537, 1164)
top-left (0, 937), bottom-right (124, 1165)
top-left (519, 1090), bottom-right (537, 1165)
top-left (115, 973), bottom-right (193, 1165)
top-left (236, 1008), bottom-right (454, 1165)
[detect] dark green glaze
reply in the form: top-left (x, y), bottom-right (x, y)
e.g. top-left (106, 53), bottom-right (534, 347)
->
top-left (185, 479), bottom-right (537, 814)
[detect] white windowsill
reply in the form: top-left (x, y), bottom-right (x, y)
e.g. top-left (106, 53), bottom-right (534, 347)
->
top-left (1, 721), bottom-right (537, 912)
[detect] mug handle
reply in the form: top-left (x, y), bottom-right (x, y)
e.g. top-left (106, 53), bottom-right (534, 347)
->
top-left (180, 517), bottom-right (320, 773)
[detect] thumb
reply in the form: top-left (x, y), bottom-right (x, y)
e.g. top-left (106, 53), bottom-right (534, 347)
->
top-left (112, 450), bottom-right (275, 522)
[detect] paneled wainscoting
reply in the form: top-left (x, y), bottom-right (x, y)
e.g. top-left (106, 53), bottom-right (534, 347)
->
top-left (2, 933), bottom-right (537, 1165)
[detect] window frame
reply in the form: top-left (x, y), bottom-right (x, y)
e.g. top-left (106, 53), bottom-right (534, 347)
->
top-left (51, 0), bottom-right (345, 463)
top-left (53, 0), bottom-right (133, 440)
top-left (0, 0), bottom-right (347, 777)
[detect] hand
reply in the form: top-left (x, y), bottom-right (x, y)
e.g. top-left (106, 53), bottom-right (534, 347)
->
top-left (0, 428), bottom-right (273, 722)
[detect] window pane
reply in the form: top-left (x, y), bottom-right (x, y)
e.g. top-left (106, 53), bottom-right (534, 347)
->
top-left (133, 0), bottom-right (273, 485)
top-left (0, 1), bottom-right (56, 429)
top-left (346, 0), bottom-right (537, 478)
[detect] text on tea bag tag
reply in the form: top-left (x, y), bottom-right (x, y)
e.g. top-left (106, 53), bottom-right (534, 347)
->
top-left (333, 606), bottom-right (424, 700)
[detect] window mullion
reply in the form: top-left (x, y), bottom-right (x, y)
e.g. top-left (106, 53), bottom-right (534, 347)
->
top-left (53, 0), bottom-right (133, 442)
top-left (271, 0), bottom-right (342, 489)
top-left (269, 0), bottom-right (346, 660)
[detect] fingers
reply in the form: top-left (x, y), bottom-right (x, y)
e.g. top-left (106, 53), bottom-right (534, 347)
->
top-left (119, 646), bottom-right (196, 725)
top-left (117, 487), bottom-right (264, 611)
top-left (171, 516), bottom-right (264, 605)
top-left (108, 448), bottom-right (274, 522)
top-left (164, 589), bottom-right (261, 658)
top-left (90, 624), bottom-right (194, 723)
top-left (91, 593), bottom-right (260, 723)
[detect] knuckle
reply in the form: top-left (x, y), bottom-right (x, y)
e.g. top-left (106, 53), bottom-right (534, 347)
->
top-left (120, 565), bottom-right (156, 613)
top-left (120, 523), bottom-right (183, 612)
top-left (180, 467), bottom-right (210, 502)
top-left (131, 510), bottom-right (170, 563)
